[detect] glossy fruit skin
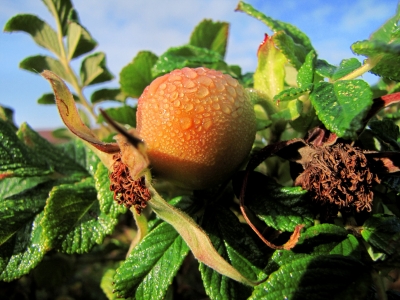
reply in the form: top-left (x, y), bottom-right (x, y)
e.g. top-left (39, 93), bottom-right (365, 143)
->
top-left (136, 67), bottom-right (256, 189)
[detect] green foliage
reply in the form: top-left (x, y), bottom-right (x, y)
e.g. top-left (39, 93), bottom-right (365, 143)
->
top-left (3, 1), bottom-right (400, 299)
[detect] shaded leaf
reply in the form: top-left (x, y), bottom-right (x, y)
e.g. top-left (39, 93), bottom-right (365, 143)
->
top-left (0, 212), bottom-right (47, 281)
top-left (309, 80), bottom-right (373, 139)
top-left (199, 205), bottom-right (264, 300)
top-left (80, 52), bottom-right (114, 86)
top-left (97, 106), bottom-right (137, 128)
top-left (3, 14), bottom-right (60, 56)
top-left (42, 0), bottom-right (73, 36)
top-left (250, 255), bottom-right (370, 300)
top-left (37, 92), bottom-right (79, 104)
top-left (120, 51), bottom-right (158, 98)
top-left (315, 59), bottom-right (336, 79)
top-left (152, 45), bottom-right (225, 77)
top-left (189, 19), bottom-right (229, 57)
top-left (273, 30), bottom-right (308, 69)
top-left (361, 214), bottom-right (400, 256)
top-left (67, 21), bottom-right (97, 59)
top-left (235, 171), bottom-right (314, 232)
top-left (330, 234), bottom-right (361, 258)
top-left (20, 55), bottom-right (72, 83)
top-left (272, 99), bottom-right (303, 121)
top-left (90, 88), bottom-right (126, 103)
top-left (0, 106), bottom-right (17, 129)
top-left (113, 221), bottom-right (190, 299)
top-left (352, 40), bottom-right (400, 81)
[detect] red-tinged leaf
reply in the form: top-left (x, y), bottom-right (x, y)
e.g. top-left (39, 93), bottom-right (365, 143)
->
top-left (41, 70), bottom-right (119, 162)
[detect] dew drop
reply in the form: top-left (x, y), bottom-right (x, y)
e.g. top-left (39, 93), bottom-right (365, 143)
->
top-left (215, 81), bottom-right (225, 92)
top-left (195, 105), bottom-right (205, 113)
top-left (203, 118), bottom-right (212, 130)
top-left (182, 67), bottom-right (198, 79)
top-left (167, 84), bottom-right (176, 92)
top-left (159, 83), bottom-right (167, 90)
top-left (225, 75), bottom-right (238, 87)
top-left (197, 75), bottom-right (213, 86)
top-left (169, 74), bottom-right (182, 82)
top-left (212, 102), bottom-right (220, 110)
top-left (221, 104), bottom-right (232, 114)
top-left (184, 103), bottom-right (194, 111)
top-left (183, 79), bottom-right (196, 88)
top-left (194, 118), bottom-right (201, 125)
top-left (197, 86), bottom-right (210, 98)
top-left (179, 117), bottom-right (192, 130)
top-left (226, 86), bottom-right (236, 97)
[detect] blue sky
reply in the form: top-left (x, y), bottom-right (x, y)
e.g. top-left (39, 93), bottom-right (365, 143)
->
top-left (1, 0), bottom-right (398, 129)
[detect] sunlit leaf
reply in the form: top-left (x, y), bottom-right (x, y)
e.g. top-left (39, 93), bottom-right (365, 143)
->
top-left (297, 50), bottom-right (316, 87)
top-left (90, 88), bottom-right (126, 103)
top-left (120, 51), bottom-right (158, 98)
top-left (332, 58), bottom-right (361, 81)
top-left (310, 80), bottom-right (373, 139)
top-left (80, 52), bottom-right (114, 86)
top-left (42, 0), bottom-right (73, 36)
top-left (189, 19), bottom-right (229, 57)
top-left (97, 106), bottom-right (137, 127)
top-left (67, 21), bottom-right (97, 59)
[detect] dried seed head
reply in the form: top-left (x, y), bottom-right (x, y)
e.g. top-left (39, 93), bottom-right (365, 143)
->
top-left (295, 143), bottom-right (380, 212)
top-left (109, 152), bottom-right (151, 214)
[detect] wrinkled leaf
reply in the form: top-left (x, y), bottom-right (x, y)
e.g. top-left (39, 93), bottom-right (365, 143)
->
top-left (273, 30), bottom-right (308, 69)
top-left (297, 50), bottom-right (316, 88)
top-left (0, 120), bottom-right (52, 178)
top-left (80, 52), bottom-right (114, 86)
top-left (3, 14), bottom-right (61, 56)
top-left (250, 255), bottom-right (369, 300)
top-left (189, 19), bottom-right (229, 57)
top-left (235, 171), bottom-right (314, 232)
top-left (236, 1), bottom-right (313, 52)
top-left (120, 51), bottom-right (158, 98)
top-left (199, 205), bottom-right (264, 300)
top-left (361, 214), bottom-right (400, 256)
top-left (272, 99), bottom-right (303, 121)
top-left (113, 221), bottom-right (189, 299)
top-left (315, 59), bottom-right (336, 79)
top-left (310, 80), bottom-right (373, 139)
top-left (90, 88), bottom-right (126, 103)
top-left (273, 85), bottom-right (312, 103)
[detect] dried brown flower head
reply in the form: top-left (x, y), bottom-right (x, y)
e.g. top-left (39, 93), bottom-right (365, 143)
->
top-left (109, 152), bottom-right (151, 214)
top-left (294, 143), bottom-right (381, 212)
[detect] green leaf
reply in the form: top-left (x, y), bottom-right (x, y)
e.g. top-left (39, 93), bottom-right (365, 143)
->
top-left (0, 212), bottom-right (47, 281)
top-left (41, 174), bottom-right (123, 254)
top-left (189, 19), bottom-right (229, 57)
top-left (113, 221), bottom-right (190, 299)
top-left (0, 120), bottom-right (52, 178)
top-left (369, 3), bottom-right (400, 43)
top-left (272, 99), bottom-right (303, 121)
top-left (67, 21), bottom-right (97, 59)
top-left (309, 80), bottom-right (373, 139)
top-left (332, 58), bottom-right (362, 81)
top-left (0, 181), bottom-right (52, 246)
top-left (0, 177), bottom-right (51, 200)
top-left (0, 106), bottom-right (17, 129)
top-left (20, 55), bottom-right (72, 84)
top-left (199, 205), bottom-right (264, 300)
top-left (80, 52), bottom-right (114, 86)
top-left (361, 214), bottom-right (400, 256)
top-left (254, 34), bottom-right (287, 100)
top-left (273, 30), bottom-right (308, 69)
top-left (352, 40), bottom-right (400, 81)
top-left (273, 85), bottom-right (312, 102)
top-left (315, 59), bottom-right (337, 79)
top-left (42, 0), bottom-right (73, 36)
top-left (152, 45), bottom-right (225, 77)
top-left (3, 14), bottom-right (61, 56)
top-left (236, 1), bottom-right (313, 52)
top-left (367, 118), bottom-right (400, 151)
top-left (90, 88), bottom-right (126, 103)
top-left (120, 51), bottom-right (158, 98)
top-left (250, 255), bottom-right (370, 300)
top-left (330, 234), bottom-right (361, 258)
top-left (97, 106), bottom-right (137, 128)
top-left (17, 123), bottom-right (88, 177)
top-left (238, 171), bottom-right (314, 231)
top-left (297, 50), bottom-right (316, 87)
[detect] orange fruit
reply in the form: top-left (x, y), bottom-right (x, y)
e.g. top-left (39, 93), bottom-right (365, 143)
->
top-left (136, 67), bottom-right (256, 189)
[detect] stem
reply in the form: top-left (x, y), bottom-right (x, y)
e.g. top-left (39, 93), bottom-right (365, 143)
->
top-left (335, 58), bottom-right (380, 81)
top-left (127, 207), bottom-right (148, 257)
top-left (53, 9), bottom-right (99, 124)
top-left (371, 269), bottom-right (388, 300)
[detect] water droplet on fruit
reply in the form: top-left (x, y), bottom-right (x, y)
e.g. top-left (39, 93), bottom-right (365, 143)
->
top-left (215, 81), bottom-right (225, 92)
top-left (182, 67), bottom-right (198, 79)
top-left (212, 102), bottom-right (220, 110)
top-left (180, 117), bottom-right (192, 130)
top-left (183, 79), bottom-right (196, 88)
top-left (169, 74), bottom-right (182, 82)
top-left (173, 100), bottom-right (181, 107)
top-left (167, 84), bottom-right (176, 92)
top-left (197, 75), bottom-right (213, 86)
top-left (197, 86), bottom-right (209, 98)
top-left (221, 104), bottom-right (232, 114)
top-left (226, 86), bottom-right (236, 97)
top-left (225, 76), bottom-right (238, 87)
top-left (203, 118), bottom-right (212, 130)
top-left (195, 105), bottom-right (205, 113)
top-left (159, 83), bottom-right (167, 90)
top-left (184, 103), bottom-right (194, 111)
